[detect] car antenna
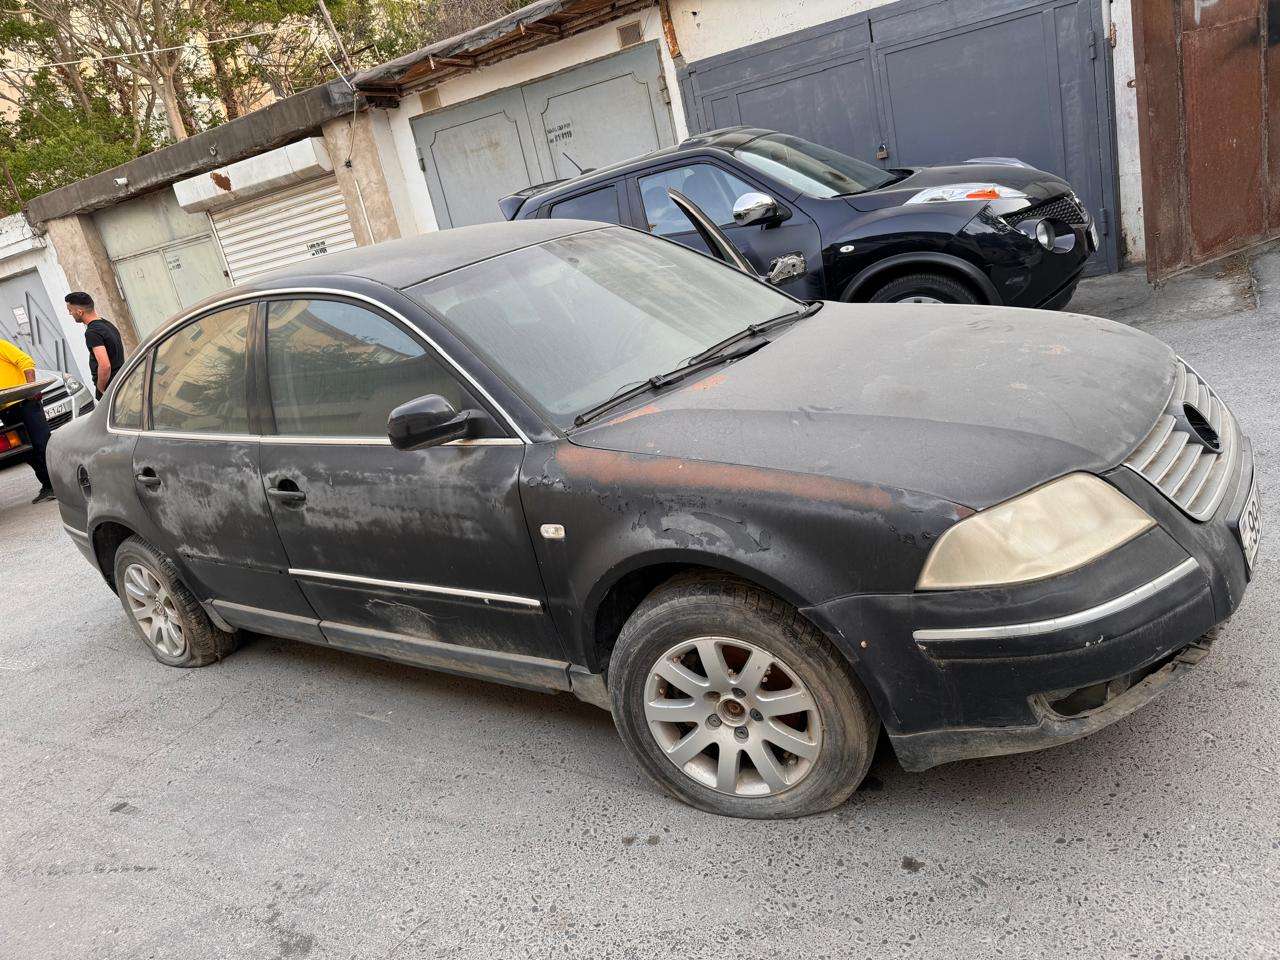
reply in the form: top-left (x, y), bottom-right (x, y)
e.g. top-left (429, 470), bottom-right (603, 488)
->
top-left (562, 152), bottom-right (589, 175)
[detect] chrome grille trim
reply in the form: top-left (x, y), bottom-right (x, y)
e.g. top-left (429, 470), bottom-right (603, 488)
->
top-left (1124, 357), bottom-right (1239, 521)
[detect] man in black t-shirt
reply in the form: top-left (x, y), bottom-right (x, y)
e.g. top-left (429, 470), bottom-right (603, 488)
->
top-left (65, 292), bottom-right (125, 398)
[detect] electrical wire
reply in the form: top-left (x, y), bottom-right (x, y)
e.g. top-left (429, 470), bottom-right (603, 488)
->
top-left (0, 27), bottom-right (288, 75)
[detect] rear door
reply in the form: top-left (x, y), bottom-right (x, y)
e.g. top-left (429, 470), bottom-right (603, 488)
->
top-left (131, 301), bottom-right (317, 627)
top-left (255, 295), bottom-right (563, 666)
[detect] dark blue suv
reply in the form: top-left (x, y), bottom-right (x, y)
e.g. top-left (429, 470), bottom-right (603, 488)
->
top-left (503, 126), bottom-right (1097, 309)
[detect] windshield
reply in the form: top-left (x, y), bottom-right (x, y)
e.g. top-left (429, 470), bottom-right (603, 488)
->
top-left (734, 132), bottom-right (898, 198)
top-left (408, 228), bottom-right (797, 428)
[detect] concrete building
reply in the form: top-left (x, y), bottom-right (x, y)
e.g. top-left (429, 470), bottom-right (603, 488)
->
top-left (0, 213), bottom-right (88, 378)
top-left (22, 0), bottom-right (1277, 343)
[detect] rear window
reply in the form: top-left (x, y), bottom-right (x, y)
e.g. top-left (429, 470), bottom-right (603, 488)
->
top-left (150, 305), bottom-right (252, 434)
top-left (548, 185), bottom-right (622, 223)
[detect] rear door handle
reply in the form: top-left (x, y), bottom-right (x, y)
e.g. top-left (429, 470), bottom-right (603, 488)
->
top-left (267, 478), bottom-right (306, 505)
top-left (135, 469), bottom-right (161, 489)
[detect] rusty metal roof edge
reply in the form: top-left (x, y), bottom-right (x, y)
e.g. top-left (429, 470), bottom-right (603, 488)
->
top-left (353, 0), bottom-right (606, 90)
top-left (25, 81), bottom-right (353, 225)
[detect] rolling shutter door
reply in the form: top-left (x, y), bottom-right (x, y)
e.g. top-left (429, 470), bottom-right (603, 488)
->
top-left (212, 177), bottom-right (357, 284)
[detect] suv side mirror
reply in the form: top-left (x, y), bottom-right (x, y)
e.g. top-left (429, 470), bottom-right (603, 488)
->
top-left (388, 394), bottom-right (476, 450)
top-left (732, 191), bottom-right (781, 226)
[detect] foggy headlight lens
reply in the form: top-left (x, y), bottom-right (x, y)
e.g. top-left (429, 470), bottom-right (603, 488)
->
top-left (64, 376), bottom-right (83, 393)
top-left (917, 473), bottom-right (1155, 590)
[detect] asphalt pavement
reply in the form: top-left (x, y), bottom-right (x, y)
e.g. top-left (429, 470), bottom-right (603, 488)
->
top-left (1, 248), bottom-right (1277, 959)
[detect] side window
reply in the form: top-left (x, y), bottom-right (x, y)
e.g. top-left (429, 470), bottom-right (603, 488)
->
top-left (110, 360), bottom-right (146, 429)
top-left (150, 305), bottom-right (252, 434)
top-left (548, 185), bottom-right (622, 224)
top-left (639, 164), bottom-right (759, 236)
top-left (265, 298), bottom-right (481, 438)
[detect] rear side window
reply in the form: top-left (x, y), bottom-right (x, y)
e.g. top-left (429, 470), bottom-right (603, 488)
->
top-left (111, 361), bottom-right (145, 429)
top-left (150, 305), bottom-right (252, 434)
top-left (638, 164), bottom-right (758, 235)
top-left (548, 185), bottom-right (622, 224)
top-left (264, 298), bottom-right (479, 438)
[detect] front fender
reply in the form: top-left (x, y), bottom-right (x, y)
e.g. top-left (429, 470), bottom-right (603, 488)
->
top-left (519, 441), bottom-right (971, 666)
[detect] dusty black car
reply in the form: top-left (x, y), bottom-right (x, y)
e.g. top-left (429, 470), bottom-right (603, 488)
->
top-left (49, 220), bottom-right (1257, 819)
top-left (505, 127), bottom-right (1097, 309)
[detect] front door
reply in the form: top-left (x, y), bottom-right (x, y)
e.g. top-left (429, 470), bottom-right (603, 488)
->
top-left (254, 295), bottom-right (562, 663)
top-left (131, 301), bottom-right (316, 624)
top-left (633, 162), bottom-right (824, 300)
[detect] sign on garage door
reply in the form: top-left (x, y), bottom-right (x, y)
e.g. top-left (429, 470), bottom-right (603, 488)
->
top-left (410, 43), bottom-right (676, 228)
top-left (680, 0), bottom-right (1120, 274)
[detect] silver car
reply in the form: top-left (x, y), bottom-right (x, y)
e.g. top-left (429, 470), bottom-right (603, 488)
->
top-left (0, 368), bottom-right (95, 466)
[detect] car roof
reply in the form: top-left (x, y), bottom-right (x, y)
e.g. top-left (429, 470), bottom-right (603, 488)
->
top-left (246, 218), bottom-right (605, 292)
top-left (512, 126), bottom-right (774, 211)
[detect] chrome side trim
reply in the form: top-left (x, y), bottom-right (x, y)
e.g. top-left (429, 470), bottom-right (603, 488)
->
top-left (62, 522), bottom-right (89, 540)
top-left (107, 285), bottom-right (530, 443)
top-left (106, 429), bottom-right (521, 447)
top-left (288, 567), bottom-right (543, 609)
top-left (912, 558), bottom-right (1201, 642)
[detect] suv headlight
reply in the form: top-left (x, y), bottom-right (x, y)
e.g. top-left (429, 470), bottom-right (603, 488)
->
top-left (904, 183), bottom-right (1028, 204)
top-left (917, 473), bottom-right (1155, 590)
top-left (63, 375), bottom-right (83, 393)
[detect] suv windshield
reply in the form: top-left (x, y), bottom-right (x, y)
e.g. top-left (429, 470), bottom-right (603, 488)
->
top-left (734, 132), bottom-right (899, 198)
top-left (408, 228), bottom-right (797, 428)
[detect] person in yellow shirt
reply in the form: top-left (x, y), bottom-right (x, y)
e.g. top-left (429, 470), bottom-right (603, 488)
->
top-left (0, 339), bottom-right (55, 503)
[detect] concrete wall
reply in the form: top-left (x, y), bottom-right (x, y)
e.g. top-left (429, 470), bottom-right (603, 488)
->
top-left (0, 214), bottom-right (90, 378)
top-left (43, 215), bottom-right (139, 352)
top-left (665, 0), bottom-right (885, 61)
top-left (322, 113), bottom-right (404, 246)
top-left (381, 5), bottom-right (686, 237)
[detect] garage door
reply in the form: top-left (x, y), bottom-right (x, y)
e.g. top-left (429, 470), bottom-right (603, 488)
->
top-left (410, 42), bottom-right (677, 228)
top-left (0, 269), bottom-right (75, 375)
top-left (212, 177), bottom-right (357, 284)
top-left (679, 0), bottom-right (1120, 273)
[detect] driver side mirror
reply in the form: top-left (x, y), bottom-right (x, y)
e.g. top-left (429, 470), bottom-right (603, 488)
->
top-left (732, 191), bottom-right (782, 226)
top-left (388, 394), bottom-right (478, 451)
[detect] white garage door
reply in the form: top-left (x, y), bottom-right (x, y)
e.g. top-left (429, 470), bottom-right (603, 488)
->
top-left (212, 177), bottom-right (357, 284)
top-left (410, 42), bottom-right (676, 229)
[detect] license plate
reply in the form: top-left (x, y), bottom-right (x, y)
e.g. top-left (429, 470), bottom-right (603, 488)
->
top-left (1236, 479), bottom-right (1262, 575)
top-left (45, 399), bottom-right (71, 419)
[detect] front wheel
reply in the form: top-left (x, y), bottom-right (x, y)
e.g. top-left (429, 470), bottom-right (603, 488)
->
top-left (609, 574), bottom-right (879, 819)
top-left (867, 272), bottom-right (979, 304)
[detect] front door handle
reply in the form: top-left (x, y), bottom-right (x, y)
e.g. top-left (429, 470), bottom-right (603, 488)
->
top-left (267, 478), bottom-right (306, 505)
top-left (135, 468), bottom-right (161, 489)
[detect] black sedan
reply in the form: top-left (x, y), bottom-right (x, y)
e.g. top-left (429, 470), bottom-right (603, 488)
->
top-left (504, 127), bottom-right (1097, 309)
top-left (48, 220), bottom-right (1257, 819)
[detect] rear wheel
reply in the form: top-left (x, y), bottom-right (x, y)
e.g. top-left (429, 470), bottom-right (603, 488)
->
top-left (113, 536), bottom-right (239, 667)
top-left (609, 574), bottom-right (879, 819)
top-left (867, 272), bottom-right (979, 305)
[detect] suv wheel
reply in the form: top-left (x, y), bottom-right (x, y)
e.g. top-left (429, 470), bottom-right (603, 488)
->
top-left (113, 536), bottom-right (239, 667)
top-left (867, 272), bottom-right (979, 304)
top-left (609, 574), bottom-right (879, 819)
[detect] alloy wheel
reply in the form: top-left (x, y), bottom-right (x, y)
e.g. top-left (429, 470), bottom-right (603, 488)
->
top-left (122, 563), bottom-right (187, 659)
top-left (644, 636), bottom-right (822, 797)
top-left (896, 295), bottom-right (943, 303)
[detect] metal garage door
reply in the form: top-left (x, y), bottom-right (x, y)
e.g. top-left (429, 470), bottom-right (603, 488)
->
top-left (679, 0), bottom-right (1120, 273)
top-left (0, 269), bottom-right (75, 374)
top-left (410, 42), bottom-right (677, 228)
top-left (212, 177), bottom-right (358, 284)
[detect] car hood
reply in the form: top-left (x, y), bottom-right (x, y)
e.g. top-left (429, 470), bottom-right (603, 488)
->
top-left (847, 162), bottom-right (1073, 212)
top-left (570, 303), bottom-right (1173, 510)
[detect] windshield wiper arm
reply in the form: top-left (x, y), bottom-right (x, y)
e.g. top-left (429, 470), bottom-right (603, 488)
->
top-left (683, 300), bottom-right (823, 367)
top-left (573, 338), bottom-right (771, 428)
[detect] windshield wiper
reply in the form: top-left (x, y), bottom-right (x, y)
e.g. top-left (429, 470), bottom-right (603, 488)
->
top-left (573, 337), bottom-right (772, 428)
top-left (683, 300), bottom-right (823, 368)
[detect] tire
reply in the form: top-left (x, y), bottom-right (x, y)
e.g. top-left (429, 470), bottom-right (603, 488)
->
top-left (113, 536), bottom-right (239, 667)
top-left (609, 573), bottom-right (879, 819)
top-left (867, 272), bottom-right (979, 304)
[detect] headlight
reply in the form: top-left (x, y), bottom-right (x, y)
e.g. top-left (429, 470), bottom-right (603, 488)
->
top-left (904, 183), bottom-right (1028, 204)
top-left (63, 375), bottom-right (83, 393)
top-left (917, 473), bottom-right (1155, 590)
top-left (1035, 220), bottom-right (1054, 249)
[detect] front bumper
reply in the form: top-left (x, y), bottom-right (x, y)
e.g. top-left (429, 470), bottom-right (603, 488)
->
top-left (963, 206), bottom-right (1094, 309)
top-left (803, 439), bottom-right (1256, 772)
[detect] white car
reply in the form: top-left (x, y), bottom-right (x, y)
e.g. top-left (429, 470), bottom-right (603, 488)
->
top-left (0, 368), bottom-right (95, 466)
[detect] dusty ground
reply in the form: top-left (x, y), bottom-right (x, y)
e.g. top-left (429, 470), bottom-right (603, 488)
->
top-left (1, 247), bottom-right (1277, 959)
